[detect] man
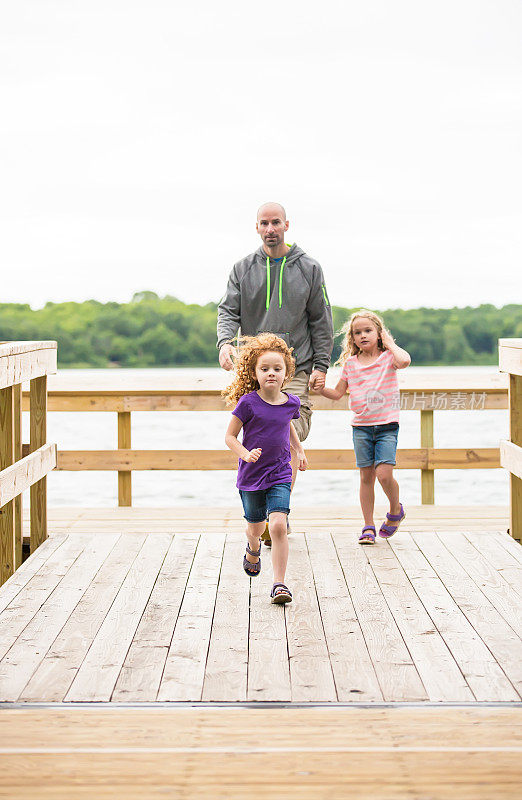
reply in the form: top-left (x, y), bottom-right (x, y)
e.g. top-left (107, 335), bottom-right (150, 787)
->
top-left (217, 202), bottom-right (334, 540)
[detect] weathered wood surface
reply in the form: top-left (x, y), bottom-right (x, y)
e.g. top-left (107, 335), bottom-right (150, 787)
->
top-left (20, 370), bottom-right (508, 411)
top-left (0, 342), bottom-right (57, 390)
top-left (29, 375), bottom-right (48, 551)
top-left (1, 707), bottom-right (522, 800)
top-left (0, 443), bottom-right (56, 507)
top-left (499, 338), bottom-right (522, 377)
top-left (51, 446), bottom-right (501, 471)
top-left (25, 505), bottom-right (509, 535)
top-left (0, 505), bottom-right (519, 704)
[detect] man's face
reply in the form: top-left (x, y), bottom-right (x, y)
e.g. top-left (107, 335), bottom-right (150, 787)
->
top-left (256, 205), bottom-right (289, 249)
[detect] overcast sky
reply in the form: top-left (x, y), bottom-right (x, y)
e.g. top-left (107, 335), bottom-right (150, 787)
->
top-left (1, 0), bottom-right (520, 311)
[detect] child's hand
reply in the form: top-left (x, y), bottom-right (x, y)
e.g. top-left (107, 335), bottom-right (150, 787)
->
top-left (244, 448), bottom-right (262, 463)
top-left (296, 448), bottom-right (308, 471)
top-left (381, 328), bottom-right (395, 349)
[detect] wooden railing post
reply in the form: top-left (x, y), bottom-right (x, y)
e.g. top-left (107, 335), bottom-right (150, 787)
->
top-left (13, 384), bottom-right (23, 569)
top-left (30, 375), bottom-right (47, 551)
top-left (118, 411), bottom-right (132, 506)
top-left (0, 386), bottom-right (15, 583)
top-left (508, 373), bottom-right (522, 541)
top-left (420, 409), bottom-right (434, 504)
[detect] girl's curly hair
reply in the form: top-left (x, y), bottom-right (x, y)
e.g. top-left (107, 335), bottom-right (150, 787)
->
top-left (222, 333), bottom-right (296, 406)
top-left (336, 309), bottom-right (387, 366)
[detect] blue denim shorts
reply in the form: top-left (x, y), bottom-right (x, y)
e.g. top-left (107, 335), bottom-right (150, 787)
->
top-left (352, 423), bottom-right (399, 468)
top-left (239, 482), bottom-right (292, 523)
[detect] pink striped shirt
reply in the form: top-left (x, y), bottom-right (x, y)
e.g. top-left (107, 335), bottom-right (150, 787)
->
top-left (341, 349), bottom-right (400, 426)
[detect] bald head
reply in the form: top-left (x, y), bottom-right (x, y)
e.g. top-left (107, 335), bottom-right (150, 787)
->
top-left (257, 202), bottom-right (287, 221)
top-left (256, 202), bottom-right (290, 256)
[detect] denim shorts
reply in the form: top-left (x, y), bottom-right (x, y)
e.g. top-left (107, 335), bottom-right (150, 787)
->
top-left (239, 482), bottom-right (292, 523)
top-left (352, 423), bottom-right (399, 468)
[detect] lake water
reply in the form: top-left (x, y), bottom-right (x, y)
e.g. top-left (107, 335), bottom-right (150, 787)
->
top-left (28, 366), bottom-right (509, 508)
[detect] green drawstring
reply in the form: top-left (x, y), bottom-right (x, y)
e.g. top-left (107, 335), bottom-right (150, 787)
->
top-left (278, 257), bottom-right (286, 308)
top-left (266, 256), bottom-right (287, 309)
top-left (321, 283), bottom-right (329, 306)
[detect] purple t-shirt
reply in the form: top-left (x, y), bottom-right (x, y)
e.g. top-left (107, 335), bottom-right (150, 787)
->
top-left (232, 391), bottom-right (301, 491)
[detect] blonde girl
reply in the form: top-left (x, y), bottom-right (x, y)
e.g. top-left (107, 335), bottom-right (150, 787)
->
top-left (319, 310), bottom-right (410, 543)
top-left (224, 333), bottom-right (307, 604)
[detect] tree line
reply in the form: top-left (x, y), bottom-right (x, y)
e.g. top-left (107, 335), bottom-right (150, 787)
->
top-left (0, 291), bottom-right (520, 368)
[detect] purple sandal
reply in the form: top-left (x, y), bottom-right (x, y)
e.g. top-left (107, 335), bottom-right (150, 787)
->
top-left (359, 526), bottom-right (376, 545)
top-left (379, 504), bottom-right (406, 538)
top-left (270, 583), bottom-right (292, 604)
top-left (243, 541), bottom-right (261, 576)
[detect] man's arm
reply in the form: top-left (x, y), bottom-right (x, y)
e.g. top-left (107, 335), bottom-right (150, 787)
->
top-left (306, 263), bottom-right (334, 387)
top-left (217, 265), bottom-right (241, 370)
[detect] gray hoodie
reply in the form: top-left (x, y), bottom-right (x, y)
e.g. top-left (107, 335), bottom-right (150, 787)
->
top-left (217, 243), bottom-right (334, 374)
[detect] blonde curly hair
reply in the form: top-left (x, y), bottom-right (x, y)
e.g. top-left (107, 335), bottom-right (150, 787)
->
top-left (336, 309), bottom-right (387, 366)
top-left (222, 333), bottom-right (296, 406)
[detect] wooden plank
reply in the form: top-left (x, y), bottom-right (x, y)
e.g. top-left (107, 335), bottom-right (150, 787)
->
top-left (2, 705), bottom-right (522, 799)
top-left (0, 386), bottom-right (14, 585)
top-left (333, 532), bottom-right (428, 701)
top-left (117, 411), bottom-right (132, 507)
top-left (65, 535), bottom-right (172, 702)
top-left (201, 535), bottom-right (249, 701)
top-left (0, 535), bottom-right (89, 662)
top-left (20, 534), bottom-right (147, 702)
top-left (12, 384), bottom-right (23, 570)
top-left (446, 532), bottom-right (522, 637)
top-left (0, 443), bottom-right (56, 507)
top-left (0, 534), bottom-right (119, 701)
top-left (5, 706), bottom-right (522, 749)
top-left (112, 533), bottom-right (199, 702)
top-left (247, 539), bottom-right (291, 702)
top-left (284, 533), bottom-right (337, 702)
top-left (0, 535), bottom-right (67, 615)
top-left (157, 534), bottom-right (225, 701)
top-left (22, 388), bottom-right (508, 412)
top-left (390, 534), bottom-right (519, 700)
top-left (508, 373), bottom-right (522, 541)
top-left (0, 344), bottom-right (56, 390)
top-left (465, 531), bottom-right (522, 599)
top-left (499, 338), bottom-right (522, 377)
top-left (420, 409), bottom-right (435, 503)
top-left (416, 532), bottom-right (522, 695)
top-left (501, 440), bottom-right (522, 481)
top-left (29, 375), bottom-right (47, 551)
top-left (53, 447), bottom-right (501, 471)
top-left (365, 541), bottom-right (474, 701)
top-left (306, 531), bottom-right (383, 701)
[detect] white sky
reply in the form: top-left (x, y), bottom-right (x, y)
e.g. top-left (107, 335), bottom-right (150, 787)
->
top-left (1, 0), bottom-right (520, 310)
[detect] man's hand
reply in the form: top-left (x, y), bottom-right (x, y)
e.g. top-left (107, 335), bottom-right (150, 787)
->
top-left (244, 447), bottom-right (262, 463)
top-left (308, 369), bottom-right (326, 391)
top-left (219, 344), bottom-right (237, 371)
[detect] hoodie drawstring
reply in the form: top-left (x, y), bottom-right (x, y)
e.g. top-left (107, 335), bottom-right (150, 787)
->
top-left (266, 256), bottom-right (287, 310)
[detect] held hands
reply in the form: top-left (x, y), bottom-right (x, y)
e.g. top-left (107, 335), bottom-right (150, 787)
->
top-left (244, 447), bottom-right (262, 463)
top-left (219, 344), bottom-right (237, 371)
top-left (308, 369), bottom-right (326, 391)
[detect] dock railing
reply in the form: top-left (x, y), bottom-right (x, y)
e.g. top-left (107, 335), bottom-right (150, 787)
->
top-left (0, 342), bottom-right (57, 584)
top-left (499, 339), bottom-right (522, 541)
top-left (20, 368), bottom-right (508, 510)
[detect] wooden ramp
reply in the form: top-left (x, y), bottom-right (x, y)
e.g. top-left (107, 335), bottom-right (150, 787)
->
top-left (0, 505), bottom-right (519, 704)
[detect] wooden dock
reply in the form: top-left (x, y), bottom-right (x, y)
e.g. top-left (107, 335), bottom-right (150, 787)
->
top-left (2, 341), bottom-right (522, 797)
top-left (0, 504), bottom-right (518, 705)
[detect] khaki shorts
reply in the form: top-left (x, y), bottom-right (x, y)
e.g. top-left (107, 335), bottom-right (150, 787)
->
top-left (285, 371), bottom-right (312, 442)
